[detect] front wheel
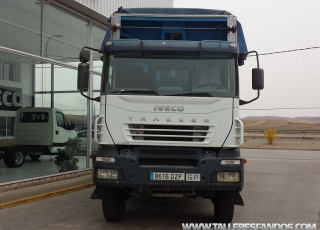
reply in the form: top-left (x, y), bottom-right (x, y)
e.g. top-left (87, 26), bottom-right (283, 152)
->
top-left (102, 187), bottom-right (127, 221)
top-left (213, 192), bottom-right (234, 223)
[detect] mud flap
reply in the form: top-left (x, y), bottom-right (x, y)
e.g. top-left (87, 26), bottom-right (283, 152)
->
top-left (90, 186), bottom-right (107, 199)
top-left (211, 191), bottom-right (244, 206)
top-left (232, 191), bottom-right (244, 206)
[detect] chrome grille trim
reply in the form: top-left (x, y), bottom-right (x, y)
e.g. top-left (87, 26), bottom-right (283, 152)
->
top-left (125, 123), bottom-right (213, 142)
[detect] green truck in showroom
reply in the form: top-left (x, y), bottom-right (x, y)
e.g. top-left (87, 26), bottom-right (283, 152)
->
top-left (0, 107), bottom-right (76, 167)
top-left (77, 8), bottom-right (264, 223)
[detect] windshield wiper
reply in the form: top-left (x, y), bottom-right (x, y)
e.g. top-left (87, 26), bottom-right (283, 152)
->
top-left (110, 89), bottom-right (159, 95)
top-left (166, 92), bottom-right (213, 97)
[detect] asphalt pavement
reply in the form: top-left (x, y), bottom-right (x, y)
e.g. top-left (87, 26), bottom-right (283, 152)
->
top-left (0, 149), bottom-right (319, 230)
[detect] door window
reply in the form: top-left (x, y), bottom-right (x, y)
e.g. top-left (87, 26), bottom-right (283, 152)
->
top-left (56, 112), bottom-right (69, 128)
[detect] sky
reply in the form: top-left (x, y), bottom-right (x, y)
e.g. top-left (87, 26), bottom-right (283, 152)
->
top-left (174, 0), bottom-right (320, 118)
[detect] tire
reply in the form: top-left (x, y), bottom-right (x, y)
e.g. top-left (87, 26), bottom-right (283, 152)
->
top-left (214, 202), bottom-right (219, 219)
top-left (102, 187), bottom-right (127, 221)
top-left (214, 192), bottom-right (234, 223)
top-left (30, 155), bottom-right (41, 161)
top-left (5, 149), bottom-right (25, 168)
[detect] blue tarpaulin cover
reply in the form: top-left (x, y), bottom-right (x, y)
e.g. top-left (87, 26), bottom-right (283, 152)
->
top-left (102, 7), bottom-right (248, 65)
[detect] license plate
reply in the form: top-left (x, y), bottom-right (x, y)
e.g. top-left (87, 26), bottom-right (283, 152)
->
top-left (150, 172), bottom-right (185, 181)
top-left (186, 173), bottom-right (201, 181)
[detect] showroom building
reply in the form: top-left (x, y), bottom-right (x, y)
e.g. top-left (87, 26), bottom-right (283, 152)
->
top-left (0, 0), bottom-right (173, 184)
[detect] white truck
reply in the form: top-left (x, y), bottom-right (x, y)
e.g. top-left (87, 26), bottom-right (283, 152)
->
top-left (0, 107), bottom-right (77, 167)
top-left (77, 8), bottom-right (264, 223)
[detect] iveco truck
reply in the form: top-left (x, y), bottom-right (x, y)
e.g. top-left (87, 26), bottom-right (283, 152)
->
top-left (77, 8), bottom-right (264, 223)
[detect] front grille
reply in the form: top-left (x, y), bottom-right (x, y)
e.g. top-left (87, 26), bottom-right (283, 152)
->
top-left (139, 158), bottom-right (197, 167)
top-left (140, 149), bottom-right (196, 155)
top-left (127, 124), bottom-right (210, 142)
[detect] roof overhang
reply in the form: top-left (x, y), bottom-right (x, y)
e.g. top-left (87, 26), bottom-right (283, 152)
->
top-left (53, 0), bottom-right (108, 27)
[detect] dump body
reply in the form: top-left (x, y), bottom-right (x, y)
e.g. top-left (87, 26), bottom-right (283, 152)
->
top-left (103, 8), bottom-right (248, 65)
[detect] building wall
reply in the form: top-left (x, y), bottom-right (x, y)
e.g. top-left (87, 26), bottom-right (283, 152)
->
top-left (0, 0), bottom-right (174, 183)
top-left (0, 0), bottom-right (108, 183)
top-left (75, 0), bottom-right (173, 17)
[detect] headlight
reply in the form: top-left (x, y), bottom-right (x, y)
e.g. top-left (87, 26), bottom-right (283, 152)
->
top-left (97, 169), bottom-right (118, 180)
top-left (96, 157), bottom-right (115, 162)
top-left (221, 159), bottom-right (241, 165)
top-left (217, 172), bottom-right (240, 182)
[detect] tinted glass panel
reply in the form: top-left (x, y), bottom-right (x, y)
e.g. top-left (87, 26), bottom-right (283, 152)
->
top-left (19, 112), bottom-right (49, 123)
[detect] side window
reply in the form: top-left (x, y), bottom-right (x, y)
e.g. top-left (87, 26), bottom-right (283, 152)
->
top-left (56, 112), bottom-right (68, 128)
top-left (0, 116), bottom-right (6, 137)
top-left (0, 116), bottom-right (15, 138)
top-left (107, 65), bottom-right (113, 90)
top-left (106, 56), bottom-right (115, 91)
top-left (19, 112), bottom-right (49, 123)
top-left (20, 112), bottom-right (33, 123)
top-left (7, 117), bottom-right (15, 136)
top-left (0, 59), bottom-right (19, 82)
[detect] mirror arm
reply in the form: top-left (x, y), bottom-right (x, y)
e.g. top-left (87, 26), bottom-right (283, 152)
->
top-left (80, 91), bottom-right (100, 102)
top-left (240, 90), bottom-right (260, 106)
top-left (82, 46), bottom-right (103, 54)
top-left (244, 50), bottom-right (260, 68)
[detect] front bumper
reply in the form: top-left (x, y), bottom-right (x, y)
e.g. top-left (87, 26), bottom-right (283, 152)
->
top-left (92, 146), bottom-right (244, 192)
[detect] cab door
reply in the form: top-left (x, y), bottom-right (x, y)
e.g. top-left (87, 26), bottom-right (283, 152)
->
top-left (55, 111), bottom-right (74, 144)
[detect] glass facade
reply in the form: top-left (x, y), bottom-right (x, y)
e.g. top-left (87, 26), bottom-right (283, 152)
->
top-left (0, 0), bottom-right (106, 183)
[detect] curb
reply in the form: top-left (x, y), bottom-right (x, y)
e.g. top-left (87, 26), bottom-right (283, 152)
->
top-left (0, 182), bottom-right (94, 210)
top-left (0, 169), bottom-right (92, 193)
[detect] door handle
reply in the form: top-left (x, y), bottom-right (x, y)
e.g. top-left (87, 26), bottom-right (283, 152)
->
top-left (56, 130), bottom-right (59, 135)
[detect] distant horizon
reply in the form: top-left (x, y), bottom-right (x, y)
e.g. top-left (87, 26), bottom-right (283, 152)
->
top-left (174, 0), bottom-right (320, 118)
top-left (241, 115), bottom-right (320, 118)
top-left (240, 116), bottom-right (320, 122)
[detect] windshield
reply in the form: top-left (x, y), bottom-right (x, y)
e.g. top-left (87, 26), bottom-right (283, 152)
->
top-left (104, 54), bottom-right (237, 97)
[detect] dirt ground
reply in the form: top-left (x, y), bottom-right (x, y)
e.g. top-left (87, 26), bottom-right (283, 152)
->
top-left (242, 119), bottom-right (320, 130)
top-left (242, 135), bottom-right (320, 151)
top-left (242, 119), bottom-right (320, 151)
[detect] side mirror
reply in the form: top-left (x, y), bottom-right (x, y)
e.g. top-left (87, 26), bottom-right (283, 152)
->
top-left (79, 50), bottom-right (90, 63)
top-left (77, 63), bottom-right (89, 92)
top-left (66, 121), bottom-right (75, 130)
top-left (70, 121), bottom-right (75, 130)
top-left (252, 68), bottom-right (264, 90)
